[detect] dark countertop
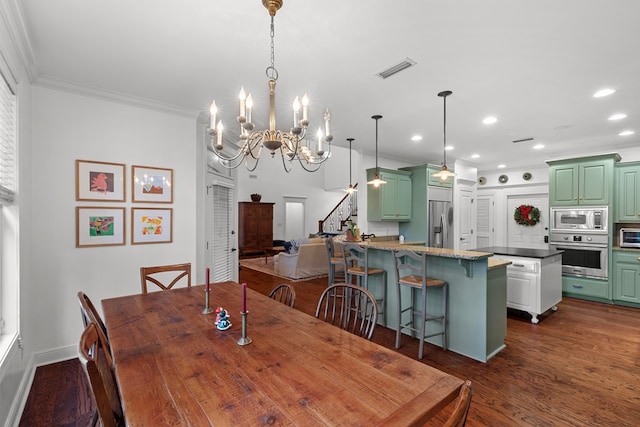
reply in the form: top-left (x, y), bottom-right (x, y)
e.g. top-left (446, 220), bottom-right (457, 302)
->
top-left (476, 246), bottom-right (564, 259)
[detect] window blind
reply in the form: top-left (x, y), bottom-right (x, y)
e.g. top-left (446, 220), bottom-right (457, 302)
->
top-left (0, 72), bottom-right (16, 205)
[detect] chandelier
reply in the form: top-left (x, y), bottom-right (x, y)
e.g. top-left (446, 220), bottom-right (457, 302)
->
top-left (208, 0), bottom-right (333, 173)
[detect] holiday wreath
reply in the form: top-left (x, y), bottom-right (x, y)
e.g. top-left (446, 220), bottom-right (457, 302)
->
top-left (514, 204), bottom-right (541, 226)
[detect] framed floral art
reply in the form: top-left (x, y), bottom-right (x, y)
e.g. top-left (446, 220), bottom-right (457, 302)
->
top-left (131, 207), bottom-right (173, 244)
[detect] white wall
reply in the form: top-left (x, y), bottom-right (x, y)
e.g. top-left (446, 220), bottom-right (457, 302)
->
top-left (29, 87), bottom-right (197, 356)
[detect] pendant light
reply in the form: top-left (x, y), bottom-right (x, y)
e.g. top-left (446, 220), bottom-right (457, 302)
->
top-left (367, 115), bottom-right (387, 187)
top-left (433, 90), bottom-right (456, 181)
top-left (344, 138), bottom-right (358, 193)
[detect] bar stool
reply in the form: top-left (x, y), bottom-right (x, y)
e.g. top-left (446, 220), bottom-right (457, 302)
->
top-left (342, 243), bottom-right (387, 325)
top-left (392, 249), bottom-right (447, 359)
top-left (326, 236), bottom-right (346, 286)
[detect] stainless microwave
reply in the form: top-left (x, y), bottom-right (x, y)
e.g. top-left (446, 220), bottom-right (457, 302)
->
top-left (620, 228), bottom-right (640, 248)
top-left (550, 207), bottom-right (608, 233)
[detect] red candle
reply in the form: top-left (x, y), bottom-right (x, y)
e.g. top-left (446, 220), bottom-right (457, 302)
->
top-left (242, 282), bottom-right (247, 313)
top-left (205, 267), bottom-right (210, 292)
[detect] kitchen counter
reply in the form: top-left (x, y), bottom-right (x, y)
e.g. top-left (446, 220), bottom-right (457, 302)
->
top-left (359, 240), bottom-right (494, 261)
top-left (476, 246), bottom-right (564, 259)
top-left (613, 246), bottom-right (640, 252)
top-left (338, 240), bottom-right (507, 362)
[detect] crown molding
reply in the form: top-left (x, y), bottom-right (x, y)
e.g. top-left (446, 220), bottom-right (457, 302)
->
top-left (34, 74), bottom-right (201, 118)
top-left (0, 0), bottom-right (38, 83)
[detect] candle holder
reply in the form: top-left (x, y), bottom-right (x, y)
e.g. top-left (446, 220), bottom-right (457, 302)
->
top-left (202, 289), bottom-right (213, 315)
top-left (236, 311), bottom-right (252, 346)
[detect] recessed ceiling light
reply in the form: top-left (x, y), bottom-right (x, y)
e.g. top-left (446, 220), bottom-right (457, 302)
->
top-left (609, 113), bottom-right (627, 121)
top-left (533, 144), bottom-right (545, 150)
top-left (593, 89), bottom-right (616, 98)
top-left (498, 164), bottom-right (506, 169)
top-left (471, 154), bottom-right (480, 159)
top-left (482, 116), bottom-right (498, 125)
top-left (411, 135), bottom-right (422, 141)
top-left (445, 145), bottom-right (454, 151)
top-left (619, 130), bottom-right (635, 136)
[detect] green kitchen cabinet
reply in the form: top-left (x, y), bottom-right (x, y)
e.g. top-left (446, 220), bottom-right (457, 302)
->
top-left (427, 165), bottom-right (453, 188)
top-left (613, 250), bottom-right (640, 306)
top-left (367, 168), bottom-right (412, 221)
top-left (615, 162), bottom-right (640, 222)
top-left (562, 275), bottom-right (611, 303)
top-left (547, 154), bottom-right (619, 206)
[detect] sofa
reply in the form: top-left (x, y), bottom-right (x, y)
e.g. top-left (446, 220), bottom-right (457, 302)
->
top-left (273, 238), bottom-right (333, 279)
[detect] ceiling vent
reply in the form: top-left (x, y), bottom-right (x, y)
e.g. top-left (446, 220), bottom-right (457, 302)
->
top-left (377, 58), bottom-right (417, 79)
top-left (512, 137), bottom-right (534, 143)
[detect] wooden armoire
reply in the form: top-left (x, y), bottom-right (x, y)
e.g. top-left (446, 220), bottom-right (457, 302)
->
top-left (238, 202), bottom-right (274, 255)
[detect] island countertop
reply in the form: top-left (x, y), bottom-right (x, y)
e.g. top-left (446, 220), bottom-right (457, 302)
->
top-left (351, 240), bottom-right (493, 261)
top-left (476, 246), bottom-right (564, 259)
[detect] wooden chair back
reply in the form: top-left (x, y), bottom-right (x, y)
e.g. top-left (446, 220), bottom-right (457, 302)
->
top-left (315, 283), bottom-right (378, 340)
top-left (78, 322), bottom-right (124, 427)
top-left (140, 262), bottom-right (191, 294)
top-left (269, 283), bottom-right (296, 308)
top-left (77, 291), bottom-right (111, 357)
top-left (443, 380), bottom-right (473, 427)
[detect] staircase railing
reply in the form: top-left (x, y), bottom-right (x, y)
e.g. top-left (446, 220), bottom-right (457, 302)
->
top-left (318, 183), bottom-right (358, 234)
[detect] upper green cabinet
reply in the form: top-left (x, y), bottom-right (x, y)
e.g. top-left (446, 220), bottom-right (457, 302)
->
top-left (615, 162), bottom-right (640, 222)
top-left (367, 168), bottom-right (412, 221)
top-left (427, 165), bottom-right (453, 188)
top-left (547, 154), bottom-right (619, 206)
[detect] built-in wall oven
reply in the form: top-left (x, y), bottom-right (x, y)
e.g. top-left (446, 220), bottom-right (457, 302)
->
top-left (549, 207), bottom-right (609, 280)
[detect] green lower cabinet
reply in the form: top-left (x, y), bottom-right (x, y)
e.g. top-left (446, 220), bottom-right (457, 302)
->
top-left (613, 250), bottom-right (640, 306)
top-left (562, 275), bottom-right (611, 302)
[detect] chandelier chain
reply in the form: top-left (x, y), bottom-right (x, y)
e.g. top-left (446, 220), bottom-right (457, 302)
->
top-left (266, 16), bottom-right (278, 81)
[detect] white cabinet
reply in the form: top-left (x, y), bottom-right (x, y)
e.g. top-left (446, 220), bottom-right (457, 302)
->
top-left (491, 254), bottom-right (562, 323)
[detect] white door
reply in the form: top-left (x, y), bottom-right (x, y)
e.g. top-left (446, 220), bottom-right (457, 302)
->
top-left (507, 194), bottom-right (549, 249)
top-left (284, 197), bottom-right (306, 240)
top-left (457, 184), bottom-right (476, 251)
top-left (476, 194), bottom-right (495, 249)
top-left (206, 180), bottom-right (237, 282)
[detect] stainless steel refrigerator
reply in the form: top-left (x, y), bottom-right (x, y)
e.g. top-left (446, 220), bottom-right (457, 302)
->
top-left (428, 187), bottom-right (453, 249)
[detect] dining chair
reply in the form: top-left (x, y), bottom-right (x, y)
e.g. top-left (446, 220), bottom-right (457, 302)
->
top-left (393, 249), bottom-right (447, 360)
top-left (77, 291), bottom-right (110, 427)
top-left (315, 283), bottom-right (378, 340)
top-left (140, 262), bottom-right (191, 294)
top-left (342, 243), bottom-right (387, 325)
top-left (443, 380), bottom-right (473, 427)
top-left (268, 283), bottom-right (296, 308)
top-left (78, 322), bottom-right (125, 427)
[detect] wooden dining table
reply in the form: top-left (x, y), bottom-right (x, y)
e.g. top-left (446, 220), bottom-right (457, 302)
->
top-left (102, 282), bottom-right (464, 426)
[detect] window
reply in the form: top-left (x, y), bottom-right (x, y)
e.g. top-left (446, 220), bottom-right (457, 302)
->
top-left (0, 70), bottom-right (16, 336)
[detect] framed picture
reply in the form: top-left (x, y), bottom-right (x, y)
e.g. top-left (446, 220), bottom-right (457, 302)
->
top-left (131, 207), bottom-right (173, 244)
top-left (76, 160), bottom-right (126, 202)
top-left (132, 165), bottom-right (173, 203)
top-left (76, 207), bottom-right (126, 247)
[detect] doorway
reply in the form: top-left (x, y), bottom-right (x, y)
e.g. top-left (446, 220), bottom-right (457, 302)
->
top-left (507, 194), bottom-right (548, 249)
top-left (284, 197), bottom-right (306, 240)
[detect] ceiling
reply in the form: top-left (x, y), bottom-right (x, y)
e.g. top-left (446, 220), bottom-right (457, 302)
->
top-left (17, 0), bottom-right (640, 172)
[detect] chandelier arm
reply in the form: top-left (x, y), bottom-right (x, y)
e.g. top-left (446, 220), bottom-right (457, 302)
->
top-left (245, 133), bottom-right (264, 160)
top-left (296, 156), bottom-right (324, 172)
top-left (211, 143), bottom-right (250, 163)
top-left (243, 156), bottom-right (260, 172)
top-left (279, 146), bottom-right (294, 173)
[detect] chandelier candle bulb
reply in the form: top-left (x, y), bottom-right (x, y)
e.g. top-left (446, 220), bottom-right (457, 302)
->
top-left (239, 87), bottom-right (246, 119)
top-left (246, 94), bottom-right (253, 123)
top-left (209, 101), bottom-right (217, 129)
top-left (302, 93), bottom-right (309, 123)
top-left (324, 108), bottom-right (331, 139)
top-left (293, 96), bottom-right (300, 127)
top-left (317, 128), bottom-right (323, 154)
top-left (215, 121), bottom-right (224, 149)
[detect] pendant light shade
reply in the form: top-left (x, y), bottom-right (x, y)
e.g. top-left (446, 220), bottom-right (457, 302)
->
top-left (433, 90), bottom-right (456, 181)
top-left (344, 138), bottom-right (358, 193)
top-left (367, 115), bottom-right (387, 187)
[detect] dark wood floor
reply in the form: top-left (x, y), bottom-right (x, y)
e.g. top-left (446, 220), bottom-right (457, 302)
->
top-left (20, 266), bottom-right (640, 426)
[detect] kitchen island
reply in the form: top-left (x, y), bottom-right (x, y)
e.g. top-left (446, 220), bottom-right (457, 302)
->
top-left (477, 246), bottom-right (563, 324)
top-left (342, 241), bottom-right (509, 363)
